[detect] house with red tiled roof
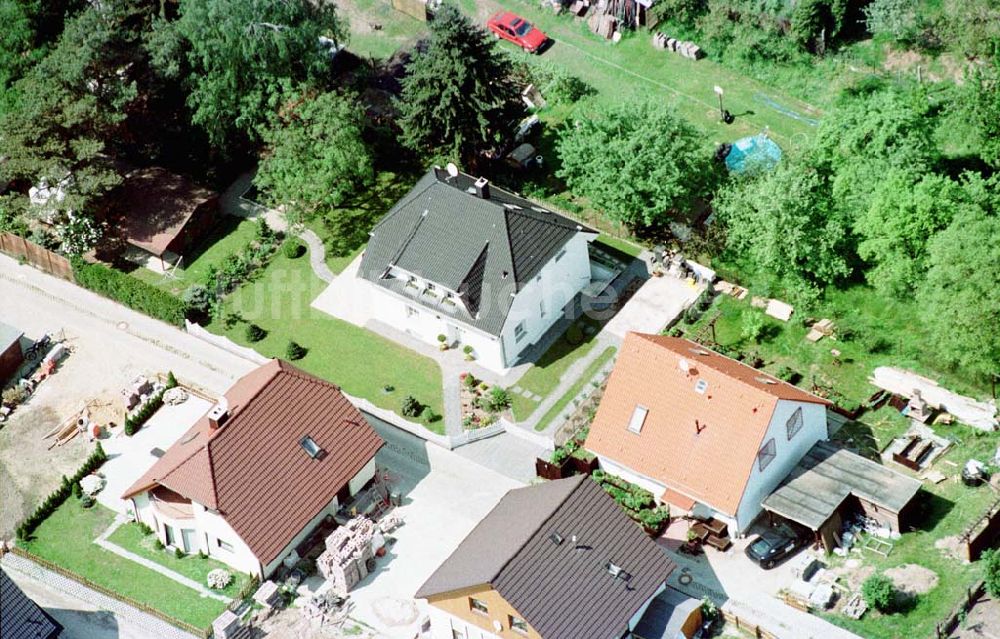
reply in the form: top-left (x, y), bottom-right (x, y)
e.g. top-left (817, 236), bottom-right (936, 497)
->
top-left (122, 360), bottom-right (384, 578)
top-left (585, 333), bottom-right (831, 535)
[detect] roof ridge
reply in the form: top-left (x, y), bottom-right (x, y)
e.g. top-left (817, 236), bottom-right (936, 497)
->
top-left (635, 333), bottom-right (825, 404)
top-left (505, 205), bottom-right (582, 232)
top-left (501, 208), bottom-right (520, 286)
top-left (488, 475), bottom-right (587, 585)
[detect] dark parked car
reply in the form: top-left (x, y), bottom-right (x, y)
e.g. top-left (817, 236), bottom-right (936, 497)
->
top-left (744, 522), bottom-right (811, 569)
top-left (486, 12), bottom-right (549, 53)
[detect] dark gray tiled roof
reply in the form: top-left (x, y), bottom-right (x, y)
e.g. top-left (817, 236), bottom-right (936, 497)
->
top-left (633, 587), bottom-right (701, 639)
top-left (1, 569), bottom-right (62, 639)
top-left (360, 168), bottom-right (594, 336)
top-left (416, 476), bottom-right (676, 639)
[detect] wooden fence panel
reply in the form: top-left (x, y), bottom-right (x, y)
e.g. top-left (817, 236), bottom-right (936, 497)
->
top-left (0, 233), bottom-right (74, 281)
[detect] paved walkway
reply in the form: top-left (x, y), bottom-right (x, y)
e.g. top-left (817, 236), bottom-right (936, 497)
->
top-left (1, 552), bottom-right (203, 639)
top-left (94, 517), bottom-right (231, 603)
top-left (299, 228), bottom-right (336, 283)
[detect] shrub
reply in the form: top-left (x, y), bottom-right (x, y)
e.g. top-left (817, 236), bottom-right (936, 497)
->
top-left (2, 386), bottom-right (28, 407)
top-left (174, 547), bottom-right (185, 559)
top-left (775, 366), bottom-right (798, 383)
top-left (984, 549), bottom-right (1000, 597)
top-left (245, 323), bottom-right (267, 342)
top-left (437, 334), bottom-right (447, 343)
top-left (481, 387), bottom-right (512, 413)
top-left (72, 259), bottom-right (189, 326)
top-left (154, 539), bottom-right (165, 550)
top-left (462, 415), bottom-right (475, 429)
top-left (684, 305), bottom-right (702, 323)
top-left (462, 345), bottom-right (473, 355)
top-left (286, 341), bottom-right (307, 360)
top-left (125, 390), bottom-right (165, 436)
top-left (636, 506), bottom-right (670, 530)
top-left (182, 285), bottom-right (213, 315)
top-left (207, 568), bottom-right (233, 589)
top-left (256, 217), bottom-right (276, 242)
top-left (862, 574), bottom-right (895, 612)
top-left (462, 373), bottom-right (479, 389)
top-left (382, 384), bottom-right (394, 393)
top-left (283, 239), bottom-right (306, 259)
top-left (565, 323), bottom-right (584, 345)
top-left (401, 395), bottom-right (423, 418)
top-left (138, 522), bottom-right (154, 536)
top-left (80, 494), bottom-right (95, 508)
top-left (741, 308), bottom-right (766, 343)
top-left (72, 481), bottom-right (82, 499)
top-left (422, 408), bottom-right (440, 424)
top-left (165, 371), bottom-right (178, 389)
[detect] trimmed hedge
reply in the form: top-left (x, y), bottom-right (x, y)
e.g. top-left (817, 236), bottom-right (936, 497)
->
top-left (17, 443), bottom-right (108, 541)
top-left (72, 259), bottom-right (188, 326)
top-left (124, 373), bottom-right (177, 436)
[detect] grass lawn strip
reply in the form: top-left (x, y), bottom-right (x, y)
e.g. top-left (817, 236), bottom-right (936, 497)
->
top-left (508, 316), bottom-right (602, 421)
top-left (107, 522), bottom-right (250, 600)
top-left (131, 217), bottom-right (260, 296)
top-left (19, 500), bottom-right (227, 629)
top-left (206, 247), bottom-right (445, 430)
top-left (535, 345), bottom-right (616, 432)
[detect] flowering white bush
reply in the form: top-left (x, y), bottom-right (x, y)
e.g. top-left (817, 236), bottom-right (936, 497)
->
top-left (57, 211), bottom-right (102, 256)
top-left (207, 569), bottom-right (232, 590)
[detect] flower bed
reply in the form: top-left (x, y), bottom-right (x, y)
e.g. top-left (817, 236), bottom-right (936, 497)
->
top-left (592, 469), bottom-right (670, 536)
top-left (459, 372), bottom-right (510, 430)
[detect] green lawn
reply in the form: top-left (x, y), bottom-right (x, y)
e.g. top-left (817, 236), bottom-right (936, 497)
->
top-left (205, 247), bottom-right (445, 430)
top-left (675, 289), bottom-right (989, 406)
top-left (107, 522), bottom-right (251, 599)
top-left (534, 345), bottom-right (616, 432)
top-left (344, 0), bottom-right (427, 59)
top-left (508, 316), bottom-right (603, 422)
top-left (19, 501), bottom-right (227, 630)
top-left (131, 217), bottom-right (261, 296)
top-left (821, 424), bottom-right (998, 639)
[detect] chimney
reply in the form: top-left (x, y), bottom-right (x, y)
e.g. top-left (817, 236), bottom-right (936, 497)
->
top-left (474, 176), bottom-right (490, 199)
top-left (206, 397), bottom-right (229, 430)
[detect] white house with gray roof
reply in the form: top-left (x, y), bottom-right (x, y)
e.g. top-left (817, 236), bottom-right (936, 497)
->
top-left (357, 166), bottom-right (597, 371)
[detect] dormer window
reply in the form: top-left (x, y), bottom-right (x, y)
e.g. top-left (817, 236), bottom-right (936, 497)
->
top-left (694, 379), bottom-right (708, 394)
top-left (627, 405), bottom-right (648, 434)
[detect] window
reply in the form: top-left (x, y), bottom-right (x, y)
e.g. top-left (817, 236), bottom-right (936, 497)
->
top-left (164, 524), bottom-right (175, 547)
top-left (627, 405), bottom-right (648, 434)
top-left (406, 306), bottom-right (418, 318)
top-left (510, 615), bottom-right (529, 634)
top-left (757, 438), bottom-right (776, 472)
top-left (786, 407), bottom-right (803, 440)
top-left (514, 321), bottom-right (527, 342)
top-left (555, 248), bottom-right (567, 262)
top-left (469, 598), bottom-right (489, 615)
top-left (217, 538), bottom-right (234, 552)
top-left (694, 379), bottom-right (708, 394)
top-left (299, 435), bottom-right (324, 459)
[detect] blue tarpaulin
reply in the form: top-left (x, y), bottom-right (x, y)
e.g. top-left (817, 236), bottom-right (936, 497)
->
top-left (725, 134), bottom-right (782, 174)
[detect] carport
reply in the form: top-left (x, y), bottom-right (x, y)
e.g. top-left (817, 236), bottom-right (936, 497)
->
top-left (762, 441), bottom-right (922, 552)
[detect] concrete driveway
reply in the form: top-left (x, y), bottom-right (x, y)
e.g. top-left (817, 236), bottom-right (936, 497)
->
top-left (340, 413), bottom-right (522, 639)
top-left (97, 396), bottom-right (213, 514)
top-left (659, 520), bottom-right (862, 639)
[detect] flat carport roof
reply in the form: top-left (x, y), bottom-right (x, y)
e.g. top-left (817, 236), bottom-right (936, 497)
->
top-left (762, 440), bottom-right (922, 531)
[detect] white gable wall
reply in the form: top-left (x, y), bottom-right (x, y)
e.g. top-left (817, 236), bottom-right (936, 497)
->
top-left (734, 400), bottom-right (828, 533)
top-left (497, 232), bottom-right (594, 367)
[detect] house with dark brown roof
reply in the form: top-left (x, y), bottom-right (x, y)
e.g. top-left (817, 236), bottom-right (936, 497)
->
top-left (1, 568), bottom-right (62, 639)
top-left (115, 167), bottom-right (219, 270)
top-left (585, 333), bottom-right (832, 535)
top-left (122, 360), bottom-right (384, 578)
top-left (416, 475), bottom-right (681, 639)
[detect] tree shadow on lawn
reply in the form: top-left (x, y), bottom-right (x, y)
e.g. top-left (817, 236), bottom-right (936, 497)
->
top-left (907, 489), bottom-right (955, 535)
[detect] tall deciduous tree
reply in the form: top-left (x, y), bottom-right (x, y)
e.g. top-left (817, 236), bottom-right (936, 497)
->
top-left (854, 170), bottom-right (964, 297)
top-left (396, 4), bottom-right (522, 162)
top-left (254, 88), bottom-right (373, 226)
top-left (556, 98), bottom-right (718, 229)
top-left (160, 0), bottom-right (344, 152)
top-left (917, 209), bottom-right (1000, 380)
top-left (962, 56), bottom-right (1000, 168)
top-left (715, 160), bottom-right (852, 304)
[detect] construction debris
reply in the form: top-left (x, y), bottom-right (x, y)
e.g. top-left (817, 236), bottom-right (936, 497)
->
top-left (253, 580), bottom-right (282, 608)
top-left (871, 366), bottom-right (999, 431)
top-left (301, 590), bottom-right (348, 627)
top-left (806, 319), bottom-right (835, 343)
top-left (163, 387), bottom-right (189, 405)
top-left (842, 593), bottom-right (868, 619)
top-left (212, 610), bottom-right (250, 639)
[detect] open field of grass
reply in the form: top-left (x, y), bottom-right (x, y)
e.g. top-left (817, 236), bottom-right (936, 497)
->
top-left (130, 217), bottom-right (260, 296)
top-left (205, 246), bottom-right (445, 430)
top-left (19, 501), bottom-right (227, 629)
top-left (108, 522), bottom-right (251, 600)
top-left (534, 345), bottom-right (616, 432)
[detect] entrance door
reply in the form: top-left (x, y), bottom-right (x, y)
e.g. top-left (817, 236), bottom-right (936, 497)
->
top-left (181, 528), bottom-right (196, 554)
top-left (164, 524), bottom-right (175, 547)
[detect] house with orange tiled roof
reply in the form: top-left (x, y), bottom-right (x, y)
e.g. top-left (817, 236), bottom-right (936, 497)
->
top-left (122, 360), bottom-right (384, 578)
top-left (585, 333), bottom-right (831, 535)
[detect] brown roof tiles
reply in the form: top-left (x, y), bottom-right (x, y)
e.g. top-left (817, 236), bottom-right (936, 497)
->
top-left (123, 360), bottom-right (383, 566)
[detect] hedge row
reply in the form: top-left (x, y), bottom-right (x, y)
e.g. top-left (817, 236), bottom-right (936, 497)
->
top-left (71, 259), bottom-right (188, 326)
top-left (124, 373), bottom-right (177, 436)
top-left (17, 443), bottom-right (108, 540)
